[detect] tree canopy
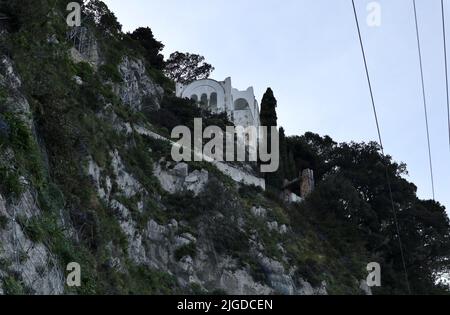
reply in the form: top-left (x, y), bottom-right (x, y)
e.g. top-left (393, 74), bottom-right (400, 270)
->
top-left (128, 27), bottom-right (165, 70)
top-left (164, 52), bottom-right (214, 84)
top-left (287, 133), bottom-right (450, 294)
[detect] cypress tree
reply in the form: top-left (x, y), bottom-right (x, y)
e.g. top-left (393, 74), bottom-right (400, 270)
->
top-left (260, 88), bottom-right (281, 188)
top-left (260, 88), bottom-right (278, 128)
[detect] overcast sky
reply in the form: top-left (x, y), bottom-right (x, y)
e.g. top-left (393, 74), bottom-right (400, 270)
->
top-left (104, 0), bottom-right (450, 217)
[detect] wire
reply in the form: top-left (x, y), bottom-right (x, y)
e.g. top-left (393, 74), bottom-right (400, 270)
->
top-left (442, 0), bottom-right (450, 150)
top-left (351, 0), bottom-right (412, 294)
top-left (413, 0), bottom-right (436, 201)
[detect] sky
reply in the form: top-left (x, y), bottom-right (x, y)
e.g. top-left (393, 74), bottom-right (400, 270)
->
top-left (103, 0), bottom-right (450, 217)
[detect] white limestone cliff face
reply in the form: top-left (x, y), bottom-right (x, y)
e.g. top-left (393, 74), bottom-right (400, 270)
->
top-left (0, 56), bottom-right (32, 128)
top-left (0, 192), bottom-right (65, 295)
top-left (0, 56), bottom-right (65, 294)
top-left (113, 57), bottom-right (164, 112)
top-left (153, 162), bottom-right (209, 196)
top-left (68, 28), bottom-right (101, 69)
top-left (68, 34), bottom-right (164, 113)
top-left (86, 150), bottom-right (328, 295)
top-left (0, 3), bottom-right (376, 295)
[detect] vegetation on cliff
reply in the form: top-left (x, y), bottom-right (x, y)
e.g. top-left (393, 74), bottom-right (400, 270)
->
top-left (0, 0), bottom-right (448, 295)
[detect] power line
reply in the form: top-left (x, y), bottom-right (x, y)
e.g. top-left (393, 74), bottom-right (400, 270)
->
top-left (351, 0), bottom-right (412, 294)
top-left (413, 0), bottom-right (436, 201)
top-left (442, 0), bottom-right (450, 150)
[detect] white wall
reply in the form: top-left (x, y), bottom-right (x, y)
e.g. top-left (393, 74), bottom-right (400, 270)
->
top-left (176, 77), bottom-right (261, 130)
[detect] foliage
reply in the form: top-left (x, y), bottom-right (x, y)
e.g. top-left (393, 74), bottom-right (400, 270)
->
top-left (164, 52), bottom-right (214, 84)
top-left (174, 243), bottom-right (197, 261)
top-left (128, 27), bottom-right (165, 70)
top-left (0, 113), bottom-right (44, 199)
top-left (84, 0), bottom-right (122, 35)
top-left (98, 64), bottom-right (122, 83)
top-left (0, 166), bottom-right (23, 199)
top-left (286, 134), bottom-right (450, 294)
top-left (260, 88), bottom-right (278, 128)
top-left (0, 87), bottom-right (7, 105)
top-left (0, 214), bottom-right (8, 230)
top-left (1, 0), bottom-right (449, 296)
top-left (125, 266), bottom-right (179, 295)
top-left (2, 276), bottom-right (25, 295)
top-left (259, 88), bottom-right (280, 187)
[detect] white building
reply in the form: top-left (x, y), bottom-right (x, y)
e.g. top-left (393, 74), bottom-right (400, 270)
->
top-left (176, 77), bottom-right (261, 130)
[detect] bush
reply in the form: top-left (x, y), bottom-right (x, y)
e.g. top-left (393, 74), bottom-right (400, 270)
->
top-left (127, 266), bottom-right (179, 295)
top-left (211, 220), bottom-right (249, 257)
top-left (99, 64), bottom-right (122, 83)
top-left (295, 258), bottom-right (324, 288)
top-left (0, 214), bottom-right (8, 230)
top-left (174, 243), bottom-right (197, 261)
top-left (0, 167), bottom-right (23, 199)
top-left (0, 87), bottom-right (7, 104)
top-left (73, 62), bottom-right (95, 82)
top-left (238, 185), bottom-right (263, 200)
top-left (3, 114), bottom-right (32, 151)
top-left (2, 276), bottom-right (25, 295)
top-left (18, 215), bottom-right (47, 243)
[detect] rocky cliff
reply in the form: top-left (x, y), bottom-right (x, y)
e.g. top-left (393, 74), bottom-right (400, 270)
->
top-left (1, 14), bottom-right (357, 292)
top-left (4, 0), bottom-right (447, 296)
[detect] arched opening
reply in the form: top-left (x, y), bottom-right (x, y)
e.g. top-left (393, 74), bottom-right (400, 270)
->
top-left (210, 92), bottom-right (218, 111)
top-left (200, 94), bottom-right (208, 108)
top-left (234, 98), bottom-right (250, 110)
top-left (190, 94), bottom-right (198, 102)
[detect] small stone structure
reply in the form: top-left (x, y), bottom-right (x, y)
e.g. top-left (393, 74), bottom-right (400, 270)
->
top-left (300, 169), bottom-right (315, 198)
top-left (282, 169), bottom-right (315, 203)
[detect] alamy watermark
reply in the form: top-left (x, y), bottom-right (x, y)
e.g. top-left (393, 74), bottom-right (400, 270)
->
top-left (367, 1), bottom-right (381, 27)
top-left (366, 262), bottom-right (381, 287)
top-left (171, 119), bottom-right (280, 173)
top-left (66, 2), bottom-right (81, 27)
top-left (66, 262), bottom-right (81, 287)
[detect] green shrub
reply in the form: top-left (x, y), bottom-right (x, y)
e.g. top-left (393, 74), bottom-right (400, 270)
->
top-left (0, 167), bottom-right (23, 199)
top-left (18, 215), bottom-right (47, 243)
top-left (0, 87), bottom-right (7, 104)
top-left (294, 258), bottom-right (324, 288)
top-left (0, 214), bottom-right (8, 230)
top-left (73, 62), bottom-right (95, 82)
top-left (211, 220), bottom-right (249, 257)
top-left (3, 114), bottom-right (32, 151)
top-left (127, 266), bottom-right (179, 295)
top-left (239, 185), bottom-right (263, 200)
top-left (174, 243), bottom-right (197, 261)
top-left (99, 64), bottom-right (122, 83)
top-left (2, 276), bottom-right (25, 295)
